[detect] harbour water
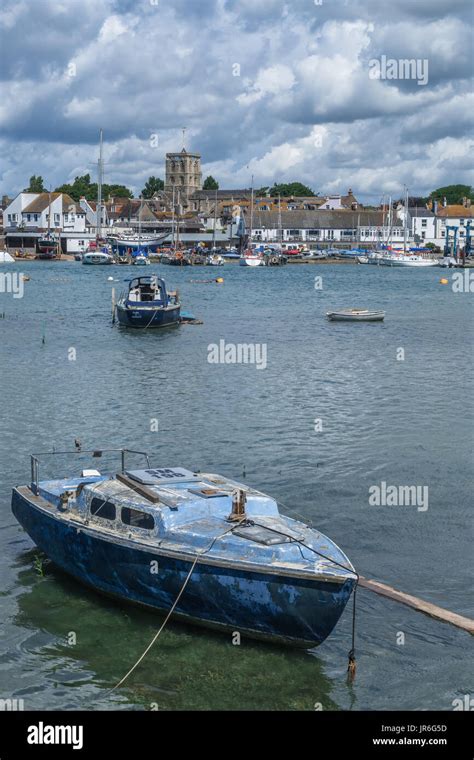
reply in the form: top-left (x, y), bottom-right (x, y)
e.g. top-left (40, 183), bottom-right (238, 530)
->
top-left (0, 262), bottom-right (472, 710)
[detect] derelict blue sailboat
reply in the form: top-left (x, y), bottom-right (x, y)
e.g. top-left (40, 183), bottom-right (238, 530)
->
top-left (12, 449), bottom-right (357, 648)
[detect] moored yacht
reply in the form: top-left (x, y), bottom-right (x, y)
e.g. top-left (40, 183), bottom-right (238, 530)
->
top-left (12, 449), bottom-right (357, 648)
top-left (82, 248), bottom-right (114, 265)
top-left (116, 275), bottom-right (180, 328)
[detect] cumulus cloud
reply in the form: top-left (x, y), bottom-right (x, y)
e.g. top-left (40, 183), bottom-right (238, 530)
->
top-left (0, 0), bottom-right (472, 199)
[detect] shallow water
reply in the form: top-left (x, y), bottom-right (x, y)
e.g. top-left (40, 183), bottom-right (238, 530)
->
top-left (0, 260), bottom-right (472, 710)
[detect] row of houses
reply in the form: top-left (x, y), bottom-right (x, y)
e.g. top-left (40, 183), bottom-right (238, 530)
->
top-left (1, 189), bottom-right (473, 252)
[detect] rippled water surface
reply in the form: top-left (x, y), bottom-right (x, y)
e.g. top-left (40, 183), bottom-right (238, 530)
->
top-left (0, 261), bottom-right (472, 710)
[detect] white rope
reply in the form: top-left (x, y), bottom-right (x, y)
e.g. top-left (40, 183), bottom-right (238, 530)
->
top-left (111, 553), bottom-right (200, 691)
top-left (109, 524), bottom-right (236, 692)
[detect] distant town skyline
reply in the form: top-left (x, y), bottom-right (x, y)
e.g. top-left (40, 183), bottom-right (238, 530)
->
top-left (0, 0), bottom-right (472, 202)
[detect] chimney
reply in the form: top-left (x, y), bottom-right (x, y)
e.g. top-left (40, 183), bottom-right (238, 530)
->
top-left (443, 197), bottom-right (447, 207)
top-left (433, 200), bottom-right (438, 214)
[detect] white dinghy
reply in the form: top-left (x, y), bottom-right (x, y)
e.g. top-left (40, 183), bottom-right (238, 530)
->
top-left (326, 309), bottom-right (385, 322)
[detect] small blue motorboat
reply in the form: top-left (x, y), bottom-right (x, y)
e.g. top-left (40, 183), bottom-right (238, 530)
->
top-left (116, 276), bottom-right (180, 328)
top-left (12, 449), bottom-right (357, 648)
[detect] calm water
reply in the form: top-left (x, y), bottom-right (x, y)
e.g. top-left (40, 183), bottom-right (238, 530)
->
top-left (0, 260), bottom-right (472, 711)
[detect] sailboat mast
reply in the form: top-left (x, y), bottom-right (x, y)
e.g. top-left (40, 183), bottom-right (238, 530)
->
top-left (278, 193), bottom-right (282, 248)
top-left (97, 128), bottom-right (103, 240)
top-left (171, 186), bottom-right (175, 250)
top-left (249, 175), bottom-right (254, 243)
top-left (176, 190), bottom-right (180, 248)
top-left (138, 196), bottom-right (142, 244)
top-left (403, 185), bottom-right (409, 252)
top-left (212, 187), bottom-right (217, 249)
top-left (47, 188), bottom-right (52, 237)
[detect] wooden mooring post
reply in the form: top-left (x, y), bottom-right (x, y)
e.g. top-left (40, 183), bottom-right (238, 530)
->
top-left (359, 576), bottom-right (474, 634)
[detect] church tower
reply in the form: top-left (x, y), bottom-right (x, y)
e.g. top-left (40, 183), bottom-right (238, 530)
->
top-left (165, 143), bottom-right (202, 208)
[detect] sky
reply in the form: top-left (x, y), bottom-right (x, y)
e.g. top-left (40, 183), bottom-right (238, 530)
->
top-left (0, 0), bottom-right (472, 202)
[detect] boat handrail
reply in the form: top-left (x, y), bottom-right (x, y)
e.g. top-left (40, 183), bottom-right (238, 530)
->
top-left (30, 448), bottom-right (151, 494)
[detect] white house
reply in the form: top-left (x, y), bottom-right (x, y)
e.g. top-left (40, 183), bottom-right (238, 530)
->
top-left (435, 203), bottom-right (474, 252)
top-left (405, 202), bottom-right (473, 250)
top-left (4, 192), bottom-right (94, 252)
top-left (408, 207), bottom-right (437, 244)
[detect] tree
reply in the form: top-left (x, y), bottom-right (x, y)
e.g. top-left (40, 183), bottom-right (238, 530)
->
top-left (25, 175), bottom-right (45, 193)
top-left (203, 175), bottom-right (219, 190)
top-left (141, 176), bottom-right (164, 198)
top-left (104, 183), bottom-right (134, 200)
top-left (55, 174), bottom-right (94, 201)
top-left (429, 185), bottom-right (473, 205)
top-left (55, 174), bottom-right (133, 201)
top-left (256, 182), bottom-right (316, 197)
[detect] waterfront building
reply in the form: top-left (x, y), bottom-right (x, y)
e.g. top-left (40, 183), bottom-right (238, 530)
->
top-left (247, 209), bottom-right (404, 245)
top-left (4, 192), bottom-right (94, 253)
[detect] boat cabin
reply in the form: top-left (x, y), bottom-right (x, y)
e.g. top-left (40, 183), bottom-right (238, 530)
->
top-left (126, 276), bottom-right (175, 304)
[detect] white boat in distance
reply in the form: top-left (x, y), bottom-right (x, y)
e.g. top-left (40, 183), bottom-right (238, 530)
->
top-left (379, 254), bottom-right (438, 267)
top-left (110, 234), bottom-right (169, 250)
top-left (82, 250), bottom-right (114, 265)
top-left (327, 309), bottom-right (385, 322)
top-left (0, 250), bottom-right (15, 263)
top-left (239, 249), bottom-right (264, 267)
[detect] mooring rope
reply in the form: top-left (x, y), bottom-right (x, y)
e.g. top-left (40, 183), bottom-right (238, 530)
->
top-left (108, 523), bottom-right (237, 693)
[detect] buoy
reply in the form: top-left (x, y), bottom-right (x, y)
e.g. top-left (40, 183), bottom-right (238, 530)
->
top-left (108, 276), bottom-right (114, 281)
top-left (440, 278), bottom-right (448, 285)
top-left (215, 277), bottom-right (224, 283)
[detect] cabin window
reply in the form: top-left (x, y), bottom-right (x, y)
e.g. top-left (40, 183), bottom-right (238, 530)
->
top-left (90, 497), bottom-right (116, 521)
top-left (121, 507), bottom-right (155, 530)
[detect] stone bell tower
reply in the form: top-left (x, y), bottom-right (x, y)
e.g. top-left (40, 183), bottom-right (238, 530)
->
top-left (165, 131), bottom-right (202, 208)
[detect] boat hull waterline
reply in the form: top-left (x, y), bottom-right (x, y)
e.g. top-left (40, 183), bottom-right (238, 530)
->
top-left (116, 303), bottom-right (181, 328)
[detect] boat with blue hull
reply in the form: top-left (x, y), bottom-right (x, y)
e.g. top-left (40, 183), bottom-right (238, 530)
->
top-left (12, 450), bottom-right (357, 648)
top-left (116, 276), bottom-right (180, 328)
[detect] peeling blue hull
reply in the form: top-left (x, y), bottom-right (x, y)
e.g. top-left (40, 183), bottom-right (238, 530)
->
top-left (12, 488), bottom-right (354, 648)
